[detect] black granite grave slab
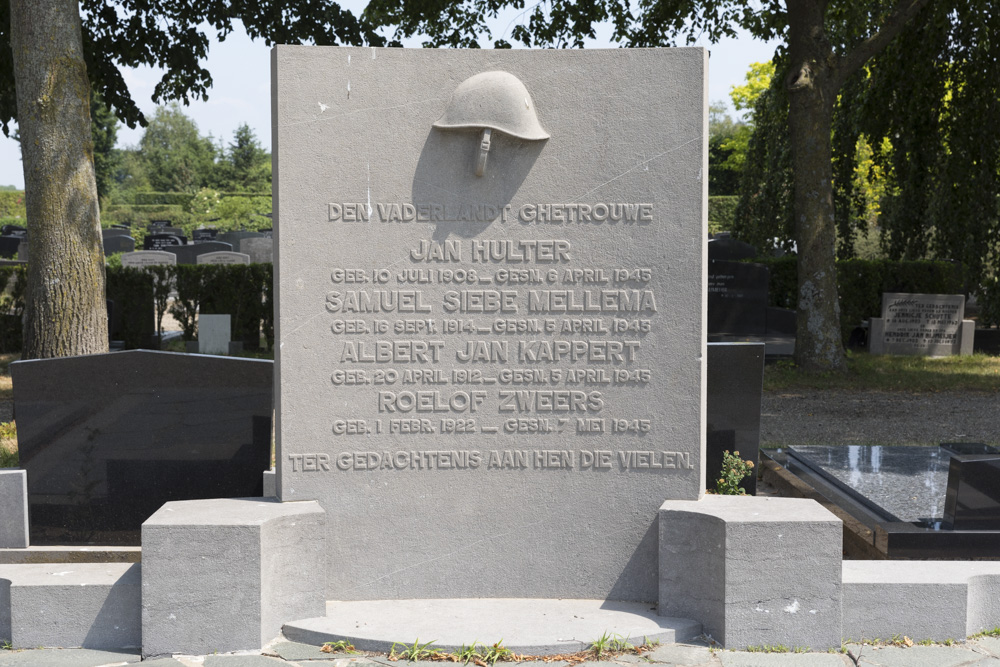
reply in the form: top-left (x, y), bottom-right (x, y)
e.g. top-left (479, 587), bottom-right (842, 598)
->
top-left (102, 228), bottom-right (131, 238)
top-left (192, 228), bottom-right (219, 242)
top-left (708, 237), bottom-right (757, 261)
top-left (164, 241), bottom-right (233, 264)
top-left (0, 235), bottom-right (22, 259)
top-left (942, 443), bottom-right (1000, 530)
top-left (708, 260), bottom-right (769, 336)
top-left (143, 234), bottom-right (184, 250)
top-left (103, 235), bottom-right (135, 255)
top-left (12, 350), bottom-right (272, 545)
top-left (707, 342), bottom-right (764, 494)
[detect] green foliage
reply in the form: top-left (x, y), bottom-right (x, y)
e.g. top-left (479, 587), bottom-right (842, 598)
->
top-left (0, 420), bottom-right (16, 468)
top-left (0, 192), bottom-right (25, 219)
top-left (0, 266), bottom-right (26, 353)
top-left (753, 256), bottom-right (967, 343)
top-left (708, 196), bottom-right (739, 230)
top-left (139, 103), bottom-right (217, 193)
top-left (106, 267), bottom-right (155, 350)
top-left (712, 450), bottom-right (754, 495)
top-left (390, 638), bottom-right (442, 661)
top-left (169, 264), bottom-right (273, 349)
top-left (213, 124), bottom-right (271, 192)
top-left (169, 265), bottom-right (205, 341)
top-left (978, 276), bottom-right (1000, 329)
top-left (134, 192), bottom-right (197, 207)
top-left (90, 90), bottom-right (120, 204)
top-left (709, 102), bottom-right (744, 196)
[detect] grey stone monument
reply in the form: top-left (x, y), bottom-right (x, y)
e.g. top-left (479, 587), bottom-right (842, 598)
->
top-left (120, 251), bottom-right (177, 268)
top-left (241, 237), bottom-right (273, 264)
top-left (274, 47), bottom-right (707, 602)
top-left (870, 292), bottom-right (974, 356)
top-left (196, 251), bottom-right (251, 265)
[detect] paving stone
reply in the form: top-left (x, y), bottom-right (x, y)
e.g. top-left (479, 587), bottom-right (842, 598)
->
top-left (718, 652), bottom-right (848, 667)
top-left (646, 644), bottom-right (716, 665)
top-left (976, 637), bottom-right (1000, 657)
top-left (855, 645), bottom-right (983, 666)
top-left (967, 659), bottom-right (1000, 667)
top-left (269, 641), bottom-right (337, 660)
top-left (203, 656), bottom-right (290, 667)
top-left (137, 660), bottom-right (187, 667)
top-left (0, 648), bottom-right (142, 667)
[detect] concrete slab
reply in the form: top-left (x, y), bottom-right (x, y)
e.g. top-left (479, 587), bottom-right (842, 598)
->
top-left (0, 563), bottom-right (140, 650)
top-left (976, 636), bottom-right (1000, 656)
top-left (202, 656), bottom-right (288, 667)
top-left (282, 599), bottom-right (700, 655)
top-left (0, 648), bottom-right (141, 666)
top-left (646, 643), bottom-right (718, 664)
top-left (718, 653), bottom-right (847, 667)
top-left (0, 470), bottom-right (27, 548)
top-left (854, 645), bottom-right (984, 666)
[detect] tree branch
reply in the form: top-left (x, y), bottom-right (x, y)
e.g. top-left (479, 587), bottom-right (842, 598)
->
top-left (832, 0), bottom-right (932, 90)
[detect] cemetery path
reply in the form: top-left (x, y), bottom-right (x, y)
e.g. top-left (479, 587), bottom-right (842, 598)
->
top-left (761, 389), bottom-right (1000, 447)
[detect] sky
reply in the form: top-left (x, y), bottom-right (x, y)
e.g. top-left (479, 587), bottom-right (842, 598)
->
top-left (0, 17), bottom-right (780, 190)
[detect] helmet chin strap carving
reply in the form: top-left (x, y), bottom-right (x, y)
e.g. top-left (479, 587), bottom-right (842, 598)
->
top-left (476, 128), bottom-right (492, 177)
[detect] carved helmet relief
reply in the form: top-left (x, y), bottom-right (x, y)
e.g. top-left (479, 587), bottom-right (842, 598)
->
top-left (433, 71), bottom-right (549, 177)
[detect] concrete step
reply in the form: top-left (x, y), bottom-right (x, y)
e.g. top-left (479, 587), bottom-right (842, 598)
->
top-left (0, 563), bottom-right (140, 649)
top-left (282, 598), bottom-right (700, 654)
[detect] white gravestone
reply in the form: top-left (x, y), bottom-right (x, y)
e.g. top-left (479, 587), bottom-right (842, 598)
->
top-left (120, 250), bottom-right (177, 268)
top-left (274, 47), bottom-right (707, 602)
top-left (197, 251), bottom-right (251, 265)
top-left (870, 292), bottom-right (974, 356)
top-left (198, 314), bottom-right (231, 355)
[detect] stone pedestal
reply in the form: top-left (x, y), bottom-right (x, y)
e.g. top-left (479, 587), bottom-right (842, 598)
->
top-left (141, 498), bottom-right (326, 657)
top-left (0, 470), bottom-right (28, 548)
top-left (659, 496), bottom-right (842, 650)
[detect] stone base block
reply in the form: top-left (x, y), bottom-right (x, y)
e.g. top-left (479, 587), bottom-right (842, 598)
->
top-left (141, 497), bottom-right (326, 657)
top-left (960, 320), bottom-right (975, 355)
top-left (0, 563), bottom-right (140, 649)
top-left (843, 561), bottom-right (1000, 641)
top-left (659, 496), bottom-right (842, 650)
top-left (0, 470), bottom-right (28, 548)
top-left (263, 468), bottom-right (276, 498)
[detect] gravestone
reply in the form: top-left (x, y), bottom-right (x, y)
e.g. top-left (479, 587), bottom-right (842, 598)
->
top-left (942, 443), bottom-right (1000, 530)
top-left (198, 314), bottom-right (232, 354)
top-left (0, 235), bottom-right (22, 259)
top-left (11, 350), bottom-right (273, 545)
top-left (193, 228), bottom-right (219, 242)
top-left (707, 260), bottom-right (768, 336)
top-left (706, 342), bottom-right (764, 494)
top-left (144, 234), bottom-right (184, 250)
top-left (103, 235), bottom-right (136, 256)
top-left (120, 250), bottom-right (177, 268)
top-left (274, 47), bottom-right (706, 601)
top-left (196, 251), bottom-right (250, 265)
top-left (165, 240), bottom-right (233, 264)
top-left (869, 292), bottom-right (974, 356)
top-left (218, 231), bottom-right (266, 250)
top-left (241, 237), bottom-right (273, 264)
top-left (707, 237), bottom-right (756, 262)
top-left (1, 224), bottom-right (27, 237)
top-left (102, 227), bottom-right (132, 238)
top-left (15, 239), bottom-right (27, 261)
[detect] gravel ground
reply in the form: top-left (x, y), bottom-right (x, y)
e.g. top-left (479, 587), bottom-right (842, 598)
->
top-left (761, 389), bottom-right (1000, 447)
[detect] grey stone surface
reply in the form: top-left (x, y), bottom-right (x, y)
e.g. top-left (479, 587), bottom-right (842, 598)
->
top-left (877, 292), bottom-right (966, 357)
top-left (719, 654), bottom-right (846, 667)
top-left (141, 498), bottom-right (326, 657)
top-left (274, 46), bottom-right (707, 602)
top-left (842, 561), bottom-right (1000, 640)
top-left (242, 238), bottom-right (273, 264)
top-left (262, 468), bottom-right (276, 498)
top-left (0, 563), bottom-right (140, 649)
top-left (269, 640), bottom-right (338, 660)
top-left (203, 656), bottom-right (288, 666)
top-left (282, 598), bottom-right (699, 655)
top-left (165, 241), bottom-right (233, 265)
top-left (199, 314), bottom-right (232, 355)
top-left (976, 636), bottom-right (1000, 656)
top-left (0, 649), bottom-right (141, 666)
top-left (646, 643), bottom-right (717, 664)
top-left (961, 320), bottom-right (976, 355)
top-left (197, 251), bottom-right (251, 265)
top-left (659, 497), bottom-right (842, 651)
top-left (120, 250), bottom-right (176, 267)
top-left (0, 470), bottom-right (28, 548)
top-left (854, 645), bottom-right (983, 666)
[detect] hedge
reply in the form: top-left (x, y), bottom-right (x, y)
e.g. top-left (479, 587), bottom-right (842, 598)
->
top-left (751, 256), bottom-right (967, 343)
top-left (0, 191), bottom-right (26, 219)
top-left (133, 192), bottom-right (197, 207)
top-left (708, 196), bottom-right (738, 230)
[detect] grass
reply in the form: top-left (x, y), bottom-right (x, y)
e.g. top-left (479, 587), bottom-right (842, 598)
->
top-left (744, 644), bottom-right (808, 653)
top-left (765, 351), bottom-right (1000, 393)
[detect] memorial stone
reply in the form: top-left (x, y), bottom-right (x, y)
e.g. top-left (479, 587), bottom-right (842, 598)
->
top-left (12, 351), bottom-right (272, 545)
top-left (274, 47), bottom-right (706, 601)
top-left (166, 240), bottom-right (233, 264)
top-left (120, 250), bottom-right (177, 268)
top-left (193, 228), bottom-right (219, 242)
top-left (0, 235), bottom-right (22, 259)
top-left (219, 231), bottom-right (266, 251)
top-left (707, 260), bottom-right (768, 336)
top-left (241, 237), bottom-right (274, 263)
top-left (870, 292), bottom-right (971, 356)
top-left (706, 342), bottom-right (764, 494)
top-left (1, 224), bottom-right (26, 237)
top-left (103, 235), bottom-right (136, 255)
top-left (196, 251), bottom-right (250, 265)
top-left (144, 234), bottom-right (184, 250)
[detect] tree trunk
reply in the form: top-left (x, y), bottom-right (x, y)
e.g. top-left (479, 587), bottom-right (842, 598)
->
top-left (10, 0), bottom-right (109, 359)
top-left (786, 0), bottom-right (848, 372)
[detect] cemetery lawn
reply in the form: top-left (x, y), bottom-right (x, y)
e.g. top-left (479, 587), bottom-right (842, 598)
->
top-left (764, 352), bottom-right (1000, 393)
